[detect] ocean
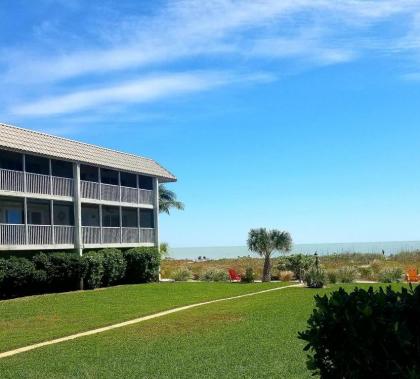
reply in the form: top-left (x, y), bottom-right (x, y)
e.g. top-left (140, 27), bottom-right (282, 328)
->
top-left (169, 240), bottom-right (420, 260)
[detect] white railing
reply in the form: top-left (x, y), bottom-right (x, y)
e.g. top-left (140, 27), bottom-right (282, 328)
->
top-left (140, 228), bottom-right (155, 243)
top-left (82, 226), bottom-right (101, 244)
top-left (81, 180), bottom-right (100, 200)
top-left (52, 177), bottom-right (74, 197)
top-left (122, 227), bottom-right (139, 243)
top-left (101, 183), bottom-right (120, 202)
top-left (0, 169), bottom-right (24, 192)
top-left (28, 225), bottom-right (53, 245)
top-left (120, 186), bottom-right (138, 204)
top-left (139, 189), bottom-right (153, 205)
top-left (0, 224), bottom-right (25, 245)
top-left (26, 172), bottom-right (51, 194)
top-left (54, 225), bottom-right (74, 245)
top-left (102, 227), bottom-right (121, 244)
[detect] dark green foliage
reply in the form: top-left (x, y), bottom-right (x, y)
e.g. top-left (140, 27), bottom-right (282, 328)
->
top-left (44, 253), bottom-right (85, 292)
top-left (82, 253), bottom-right (104, 289)
top-left (278, 254), bottom-right (314, 281)
top-left (378, 267), bottom-right (404, 283)
top-left (123, 247), bottom-right (161, 283)
top-left (0, 257), bottom-right (37, 297)
top-left (97, 249), bottom-right (127, 286)
top-left (303, 267), bottom-right (326, 288)
top-left (298, 286), bottom-right (420, 378)
top-left (241, 267), bottom-right (255, 283)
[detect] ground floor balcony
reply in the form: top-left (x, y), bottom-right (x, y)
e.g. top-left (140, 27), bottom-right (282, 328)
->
top-left (0, 224), bottom-right (155, 250)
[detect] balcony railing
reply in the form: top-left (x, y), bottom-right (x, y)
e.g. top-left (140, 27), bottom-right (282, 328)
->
top-left (0, 224), bottom-right (74, 246)
top-left (0, 168), bottom-right (73, 197)
top-left (82, 226), bottom-right (155, 245)
top-left (80, 180), bottom-right (154, 205)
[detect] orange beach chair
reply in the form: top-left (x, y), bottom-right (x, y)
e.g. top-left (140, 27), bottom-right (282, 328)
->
top-left (228, 269), bottom-right (241, 282)
top-left (405, 267), bottom-right (420, 282)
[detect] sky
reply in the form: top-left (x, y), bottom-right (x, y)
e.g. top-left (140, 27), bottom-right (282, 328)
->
top-left (1, 0), bottom-right (420, 247)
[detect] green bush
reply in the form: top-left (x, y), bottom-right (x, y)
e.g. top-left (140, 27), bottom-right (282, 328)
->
top-left (172, 267), bottom-right (193, 281)
top-left (378, 267), bottom-right (404, 283)
top-left (326, 270), bottom-right (337, 284)
top-left (43, 253), bottom-right (84, 292)
top-left (1, 257), bottom-right (37, 298)
top-left (82, 253), bottom-right (104, 289)
top-left (299, 286), bottom-right (420, 378)
top-left (241, 267), bottom-right (255, 283)
top-left (200, 268), bottom-right (229, 282)
top-left (358, 265), bottom-right (375, 280)
top-left (278, 254), bottom-right (314, 281)
top-left (123, 247), bottom-right (160, 283)
top-left (303, 267), bottom-right (326, 288)
top-left (337, 266), bottom-right (359, 283)
top-left (96, 249), bottom-right (126, 286)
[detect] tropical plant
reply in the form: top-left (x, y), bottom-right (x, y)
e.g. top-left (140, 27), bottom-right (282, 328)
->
top-left (159, 184), bottom-right (184, 215)
top-left (160, 242), bottom-right (169, 258)
top-left (172, 267), bottom-right (193, 281)
top-left (278, 254), bottom-right (314, 281)
top-left (247, 228), bottom-right (292, 282)
top-left (200, 268), bottom-right (229, 282)
top-left (241, 267), bottom-right (255, 283)
top-left (337, 266), bottom-right (359, 283)
top-left (303, 266), bottom-right (326, 288)
top-left (378, 267), bottom-right (404, 283)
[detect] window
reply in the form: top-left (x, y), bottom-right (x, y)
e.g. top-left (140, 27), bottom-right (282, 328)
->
top-left (120, 172), bottom-right (136, 188)
top-left (80, 165), bottom-right (99, 182)
top-left (0, 149), bottom-right (23, 171)
top-left (81, 205), bottom-right (99, 226)
top-left (51, 160), bottom-right (73, 178)
top-left (53, 201), bottom-right (74, 226)
top-left (140, 209), bottom-right (154, 228)
top-left (27, 199), bottom-right (50, 225)
top-left (102, 206), bottom-right (120, 227)
top-left (122, 208), bottom-right (138, 227)
top-left (101, 168), bottom-right (119, 185)
top-left (138, 175), bottom-right (153, 190)
top-left (0, 197), bottom-right (24, 224)
top-left (25, 155), bottom-right (50, 175)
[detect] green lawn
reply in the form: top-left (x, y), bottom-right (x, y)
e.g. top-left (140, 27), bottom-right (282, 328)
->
top-left (0, 281), bottom-right (288, 352)
top-left (0, 283), bottom-right (406, 378)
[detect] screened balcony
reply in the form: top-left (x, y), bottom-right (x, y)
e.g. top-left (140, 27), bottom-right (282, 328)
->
top-left (0, 150), bottom-right (74, 197)
top-left (80, 165), bottom-right (154, 205)
top-left (0, 197), bottom-right (75, 247)
top-left (81, 204), bottom-right (155, 246)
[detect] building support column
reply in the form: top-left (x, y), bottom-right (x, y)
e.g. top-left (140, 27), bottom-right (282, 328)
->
top-left (50, 199), bottom-right (54, 244)
top-left (153, 177), bottom-right (160, 282)
top-left (23, 197), bottom-right (28, 245)
top-left (73, 163), bottom-right (82, 257)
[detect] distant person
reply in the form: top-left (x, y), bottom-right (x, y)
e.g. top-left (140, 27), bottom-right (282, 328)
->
top-left (382, 249), bottom-right (385, 256)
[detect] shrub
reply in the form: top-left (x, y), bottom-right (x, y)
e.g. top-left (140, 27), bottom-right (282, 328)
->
top-left (172, 267), bottom-right (193, 281)
top-left (123, 247), bottom-right (160, 283)
top-left (378, 267), bottom-right (404, 283)
top-left (303, 267), bottom-right (326, 288)
top-left (279, 270), bottom-right (294, 281)
top-left (278, 254), bottom-right (314, 281)
top-left (200, 268), bottom-right (229, 282)
top-left (1, 257), bottom-right (37, 298)
top-left (96, 249), bottom-right (126, 286)
top-left (241, 267), bottom-right (255, 283)
top-left (299, 286), bottom-right (420, 378)
top-left (358, 265), bottom-right (375, 280)
top-left (326, 270), bottom-right (337, 284)
top-left (45, 253), bottom-right (85, 292)
top-left (337, 266), bottom-right (359, 283)
top-left (82, 252), bottom-right (104, 289)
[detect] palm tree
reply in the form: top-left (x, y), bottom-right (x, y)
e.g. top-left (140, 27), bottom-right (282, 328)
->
top-left (159, 184), bottom-right (184, 215)
top-left (247, 228), bottom-right (292, 282)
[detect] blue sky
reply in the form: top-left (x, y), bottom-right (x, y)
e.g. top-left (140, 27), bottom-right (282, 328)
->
top-left (1, 0), bottom-right (420, 247)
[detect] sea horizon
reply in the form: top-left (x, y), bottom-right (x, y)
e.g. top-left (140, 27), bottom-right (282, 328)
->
top-left (169, 240), bottom-right (420, 260)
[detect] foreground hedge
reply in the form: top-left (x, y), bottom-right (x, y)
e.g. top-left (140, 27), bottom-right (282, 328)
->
top-left (0, 247), bottom-right (160, 299)
top-left (298, 286), bottom-right (420, 378)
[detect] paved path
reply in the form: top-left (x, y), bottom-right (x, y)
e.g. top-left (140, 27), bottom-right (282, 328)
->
top-left (0, 283), bottom-right (302, 359)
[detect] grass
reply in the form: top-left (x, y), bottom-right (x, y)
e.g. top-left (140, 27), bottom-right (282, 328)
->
top-left (161, 250), bottom-right (420, 280)
top-left (0, 281), bottom-right (288, 352)
top-left (0, 283), bottom-right (409, 378)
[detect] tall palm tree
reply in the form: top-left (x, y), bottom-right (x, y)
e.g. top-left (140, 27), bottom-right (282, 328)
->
top-left (159, 184), bottom-right (185, 214)
top-left (247, 228), bottom-right (292, 282)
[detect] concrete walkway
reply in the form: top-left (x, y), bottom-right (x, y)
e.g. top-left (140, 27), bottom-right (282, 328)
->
top-left (0, 283), bottom-right (302, 359)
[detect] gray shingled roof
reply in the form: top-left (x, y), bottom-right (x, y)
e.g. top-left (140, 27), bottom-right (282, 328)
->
top-left (0, 123), bottom-right (176, 182)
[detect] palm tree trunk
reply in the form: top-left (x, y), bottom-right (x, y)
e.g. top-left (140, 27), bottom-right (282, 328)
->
top-left (262, 254), bottom-right (271, 282)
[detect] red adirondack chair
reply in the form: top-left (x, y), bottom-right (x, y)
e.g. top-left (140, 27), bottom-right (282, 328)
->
top-left (406, 267), bottom-right (420, 282)
top-left (228, 269), bottom-right (241, 282)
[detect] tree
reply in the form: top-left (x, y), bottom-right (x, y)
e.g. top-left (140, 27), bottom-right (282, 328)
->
top-left (247, 228), bottom-right (292, 282)
top-left (278, 254), bottom-right (314, 282)
top-left (159, 184), bottom-right (185, 215)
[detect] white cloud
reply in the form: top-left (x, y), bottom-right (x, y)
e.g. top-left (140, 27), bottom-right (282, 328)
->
top-left (11, 71), bottom-right (273, 116)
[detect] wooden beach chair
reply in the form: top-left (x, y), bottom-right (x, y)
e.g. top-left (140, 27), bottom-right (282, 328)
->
top-left (405, 267), bottom-right (420, 282)
top-left (228, 269), bottom-right (241, 282)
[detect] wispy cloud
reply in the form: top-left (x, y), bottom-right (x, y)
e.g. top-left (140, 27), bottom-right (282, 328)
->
top-left (2, 0), bottom-right (420, 118)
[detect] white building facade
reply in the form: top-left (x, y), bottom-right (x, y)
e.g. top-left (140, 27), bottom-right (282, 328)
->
top-left (0, 123), bottom-right (176, 254)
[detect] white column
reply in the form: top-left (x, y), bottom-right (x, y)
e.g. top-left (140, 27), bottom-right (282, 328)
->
top-left (50, 199), bottom-right (54, 244)
top-left (153, 178), bottom-right (159, 249)
top-left (23, 197), bottom-right (28, 245)
top-left (73, 163), bottom-right (82, 256)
